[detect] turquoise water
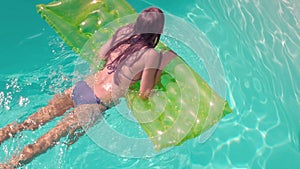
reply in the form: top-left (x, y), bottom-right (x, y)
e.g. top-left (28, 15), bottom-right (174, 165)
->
top-left (1, 0), bottom-right (300, 168)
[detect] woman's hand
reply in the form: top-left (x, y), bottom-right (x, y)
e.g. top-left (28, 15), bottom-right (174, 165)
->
top-left (138, 89), bottom-right (154, 100)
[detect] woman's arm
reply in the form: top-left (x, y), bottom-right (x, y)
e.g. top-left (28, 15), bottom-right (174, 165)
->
top-left (138, 49), bottom-right (162, 99)
top-left (97, 38), bottom-right (113, 59)
top-left (139, 68), bottom-right (162, 99)
top-left (138, 49), bottom-right (178, 99)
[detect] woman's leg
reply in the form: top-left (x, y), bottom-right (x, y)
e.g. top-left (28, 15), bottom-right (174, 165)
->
top-left (7, 104), bottom-right (105, 168)
top-left (0, 88), bottom-right (74, 144)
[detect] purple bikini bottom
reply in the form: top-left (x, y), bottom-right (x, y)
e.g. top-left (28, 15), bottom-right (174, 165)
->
top-left (72, 81), bottom-right (109, 109)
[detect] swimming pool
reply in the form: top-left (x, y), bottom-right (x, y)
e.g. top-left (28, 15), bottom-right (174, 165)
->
top-left (1, 0), bottom-right (300, 168)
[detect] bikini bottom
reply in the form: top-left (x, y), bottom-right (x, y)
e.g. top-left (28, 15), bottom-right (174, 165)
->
top-left (72, 81), bottom-right (110, 110)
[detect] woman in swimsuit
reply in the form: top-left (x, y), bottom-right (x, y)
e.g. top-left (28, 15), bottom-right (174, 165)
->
top-left (0, 7), bottom-right (176, 167)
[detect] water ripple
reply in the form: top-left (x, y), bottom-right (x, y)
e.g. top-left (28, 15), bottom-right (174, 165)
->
top-left (187, 0), bottom-right (300, 168)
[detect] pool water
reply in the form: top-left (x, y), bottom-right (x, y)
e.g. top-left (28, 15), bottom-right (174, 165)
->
top-left (1, 0), bottom-right (300, 168)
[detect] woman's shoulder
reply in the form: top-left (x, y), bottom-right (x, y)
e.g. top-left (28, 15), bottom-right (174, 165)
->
top-left (150, 49), bottom-right (177, 69)
top-left (144, 49), bottom-right (177, 60)
top-left (143, 48), bottom-right (161, 57)
top-left (142, 48), bottom-right (177, 70)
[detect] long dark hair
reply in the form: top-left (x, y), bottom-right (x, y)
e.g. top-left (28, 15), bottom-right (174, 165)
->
top-left (103, 7), bottom-right (164, 74)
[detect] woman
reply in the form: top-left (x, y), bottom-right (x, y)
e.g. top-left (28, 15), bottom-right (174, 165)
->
top-left (0, 7), bottom-right (176, 167)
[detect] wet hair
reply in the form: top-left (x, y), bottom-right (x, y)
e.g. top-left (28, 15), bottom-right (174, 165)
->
top-left (103, 7), bottom-right (164, 74)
